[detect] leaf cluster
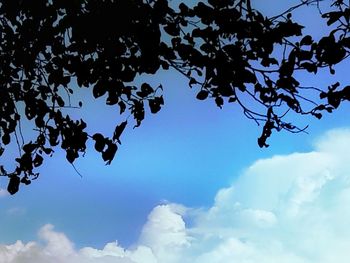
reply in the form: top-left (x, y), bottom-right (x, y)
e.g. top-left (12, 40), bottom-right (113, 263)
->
top-left (1, 0), bottom-right (350, 193)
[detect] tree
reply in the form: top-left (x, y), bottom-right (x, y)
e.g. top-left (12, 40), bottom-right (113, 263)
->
top-left (1, 0), bottom-right (349, 194)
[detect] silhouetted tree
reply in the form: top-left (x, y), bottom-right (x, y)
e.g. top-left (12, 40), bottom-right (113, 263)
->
top-left (1, 0), bottom-right (349, 194)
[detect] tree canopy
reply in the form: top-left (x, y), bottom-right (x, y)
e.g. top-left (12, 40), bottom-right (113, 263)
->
top-left (1, 0), bottom-right (350, 194)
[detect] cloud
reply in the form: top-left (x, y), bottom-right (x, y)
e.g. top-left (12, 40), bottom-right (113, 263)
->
top-left (0, 224), bottom-right (141, 263)
top-left (6, 207), bottom-right (26, 216)
top-left (2, 128), bottom-right (350, 262)
top-left (0, 188), bottom-right (9, 197)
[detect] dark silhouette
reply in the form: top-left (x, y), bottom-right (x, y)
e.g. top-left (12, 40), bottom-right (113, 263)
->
top-left (0, 0), bottom-right (348, 194)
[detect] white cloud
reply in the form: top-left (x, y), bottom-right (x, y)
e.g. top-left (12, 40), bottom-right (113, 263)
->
top-left (6, 207), bottom-right (26, 216)
top-left (0, 188), bottom-right (9, 197)
top-left (3, 128), bottom-right (350, 262)
top-left (0, 224), bottom-right (141, 263)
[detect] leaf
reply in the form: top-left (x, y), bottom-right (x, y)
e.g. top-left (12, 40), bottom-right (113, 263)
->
top-left (179, 3), bottom-right (189, 14)
top-left (113, 121), bottom-right (127, 144)
top-left (301, 62), bottom-right (317, 73)
top-left (132, 100), bottom-right (145, 128)
top-left (278, 21), bottom-right (304, 37)
top-left (328, 94), bottom-right (341, 108)
top-left (219, 85), bottom-right (234, 97)
top-left (242, 69), bottom-right (257, 83)
top-left (189, 78), bottom-right (197, 87)
top-left (196, 90), bottom-right (209, 100)
top-left (21, 176), bottom-right (31, 185)
top-left (0, 165), bottom-right (5, 174)
top-left (228, 97), bottom-right (236, 103)
top-left (149, 96), bottom-right (164, 114)
top-left (2, 133), bottom-right (10, 145)
top-left (66, 149), bottom-right (76, 163)
top-left (215, 97), bottom-right (224, 108)
top-left (137, 83), bottom-right (154, 98)
top-left (313, 112), bottom-right (322, 119)
top-left (258, 121), bottom-right (273, 148)
top-left (33, 154), bottom-right (43, 167)
top-left (48, 127), bottom-right (59, 146)
top-left (7, 176), bottom-right (20, 195)
top-left (43, 147), bottom-right (53, 155)
top-left (164, 23), bottom-right (180, 36)
top-left (118, 101), bottom-right (126, 114)
top-left (324, 11), bottom-right (343, 26)
top-left (92, 133), bottom-right (106, 152)
top-left (161, 60), bottom-right (169, 70)
top-left (93, 82), bottom-right (107, 98)
top-left (102, 142), bottom-right (118, 165)
top-left (300, 35), bottom-right (313, 46)
top-left (341, 37), bottom-right (350, 48)
top-left (298, 50), bottom-right (313, 61)
top-left (56, 96), bottom-right (65, 107)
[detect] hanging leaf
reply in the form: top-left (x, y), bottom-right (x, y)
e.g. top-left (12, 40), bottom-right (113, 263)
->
top-left (2, 133), bottom-right (11, 145)
top-left (196, 90), bottom-right (209, 100)
top-left (33, 154), bottom-right (43, 167)
top-left (7, 176), bottom-right (20, 195)
top-left (113, 121), bottom-right (127, 144)
top-left (102, 142), bottom-right (118, 165)
top-left (92, 133), bottom-right (106, 152)
top-left (149, 96), bottom-right (164, 114)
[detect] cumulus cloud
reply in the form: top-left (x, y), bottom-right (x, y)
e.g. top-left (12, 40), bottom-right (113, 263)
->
top-left (3, 128), bottom-right (350, 262)
top-left (0, 224), bottom-right (140, 263)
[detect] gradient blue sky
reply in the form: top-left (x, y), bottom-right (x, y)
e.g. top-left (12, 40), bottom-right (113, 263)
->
top-left (2, 1), bottom-right (350, 262)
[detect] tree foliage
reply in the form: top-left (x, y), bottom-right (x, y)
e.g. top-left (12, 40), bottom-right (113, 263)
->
top-left (1, 0), bottom-right (350, 194)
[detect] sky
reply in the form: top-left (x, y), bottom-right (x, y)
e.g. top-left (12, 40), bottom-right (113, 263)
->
top-left (2, 0), bottom-right (350, 262)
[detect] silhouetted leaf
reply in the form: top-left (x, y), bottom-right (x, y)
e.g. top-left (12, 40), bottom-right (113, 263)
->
top-left (300, 35), bottom-right (313, 46)
top-left (0, 165), bottom-right (5, 174)
top-left (93, 82), bottom-right (107, 98)
top-left (66, 150), bottom-right (77, 164)
top-left (119, 101), bottom-right (126, 114)
top-left (215, 97), bottom-right (224, 108)
top-left (2, 133), bottom-right (10, 145)
top-left (149, 96), bottom-right (164, 114)
top-left (92, 133), bottom-right (106, 152)
top-left (7, 176), bottom-right (20, 195)
top-left (323, 11), bottom-right (343, 26)
top-left (113, 121), bottom-right (127, 144)
top-left (102, 142), bottom-right (118, 165)
top-left (21, 176), bottom-right (31, 185)
top-left (164, 23), bottom-right (180, 36)
top-left (196, 90), bottom-right (209, 100)
top-left (23, 142), bottom-right (37, 153)
top-left (33, 154), bottom-right (43, 167)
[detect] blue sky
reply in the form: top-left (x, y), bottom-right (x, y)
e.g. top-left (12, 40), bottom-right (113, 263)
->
top-left (2, 0), bottom-right (350, 262)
